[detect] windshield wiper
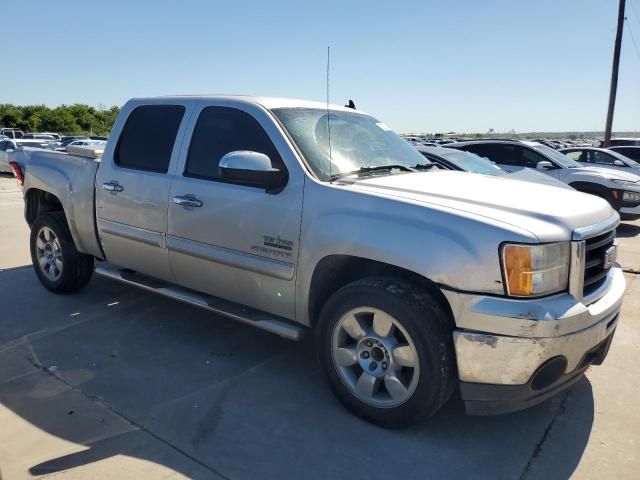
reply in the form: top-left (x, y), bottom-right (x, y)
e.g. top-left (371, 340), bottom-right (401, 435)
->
top-left (412, 163), bottom-right (436, 170)
top-left (329, 164), bottom-right (416, 181)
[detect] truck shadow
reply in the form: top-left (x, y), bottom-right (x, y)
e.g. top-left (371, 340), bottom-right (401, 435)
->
top-left (0, 266), bottom-right (594, 479)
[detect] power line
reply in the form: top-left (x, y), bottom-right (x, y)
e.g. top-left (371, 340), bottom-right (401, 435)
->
top-left (626, 19), bottom-right (640, 60)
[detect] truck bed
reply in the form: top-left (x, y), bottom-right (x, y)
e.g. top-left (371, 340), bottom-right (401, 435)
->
top-left (11, 147), bottom-right (104, 259)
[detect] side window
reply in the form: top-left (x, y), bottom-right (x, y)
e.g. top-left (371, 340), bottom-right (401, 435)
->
top-left (115, 105), bottom-right (185, 173)
top-left (520, 147), bottom-right (547, 168)
top-left (185, 106), bottom-right (283, 182)
top-left (564, 151), bottom-right (582, 161)
top-left (0, 141), bottom-right (6, 151)
top-left (491, 145), bottom-right (520, 166)
top-left (459, 144), bottom-right (496, 161)
top-left (591, 151), bottom-right (615, 165)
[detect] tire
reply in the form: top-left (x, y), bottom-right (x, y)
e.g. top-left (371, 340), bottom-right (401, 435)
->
top-left (30, 211), bottom-right (94, 293)
top-left (317, 277), bottom-right (457, 428)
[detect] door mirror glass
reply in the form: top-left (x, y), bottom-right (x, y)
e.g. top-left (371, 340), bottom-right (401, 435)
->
top-left (613, 159), bottom-right (626, 167)
top-left (219, 150), bottom-right (287, 193)
top-left (536, 160), bottom-right (554, 170)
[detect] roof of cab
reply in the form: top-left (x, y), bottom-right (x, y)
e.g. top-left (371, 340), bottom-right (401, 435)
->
top-left (126, 95), bottom-right (369, 115)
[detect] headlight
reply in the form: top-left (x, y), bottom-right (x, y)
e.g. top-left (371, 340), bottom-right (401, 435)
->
top-left (622, 191), bottom-right (640, 202)
top-left (501, 243), bottom-right (570, 297)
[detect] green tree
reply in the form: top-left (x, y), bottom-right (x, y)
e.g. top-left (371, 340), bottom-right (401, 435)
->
top-left (0, 103), bottom-right (121, 136)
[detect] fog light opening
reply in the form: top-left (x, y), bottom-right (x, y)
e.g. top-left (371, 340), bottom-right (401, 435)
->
top-left (531, 356), bottom-right (568, 391)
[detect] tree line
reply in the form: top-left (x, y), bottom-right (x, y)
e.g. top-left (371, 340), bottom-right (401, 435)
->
top-left (0, 104), bottom-right (120, 136)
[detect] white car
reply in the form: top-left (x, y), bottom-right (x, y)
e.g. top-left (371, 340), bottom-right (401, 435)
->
top-left (65, 139), bottom-right (107, 149)
top-left (448, 140), bottom-right (640, 216)
top-left (560, 147), bottom-right (640, 173)
top-left (0, 139), bottom-right (54, 173)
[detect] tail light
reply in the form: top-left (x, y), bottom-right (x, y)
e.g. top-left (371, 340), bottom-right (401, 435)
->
top-left (9, 162), bottom-right (24, 189)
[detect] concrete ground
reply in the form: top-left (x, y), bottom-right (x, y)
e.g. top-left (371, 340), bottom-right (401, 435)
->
top-left (0, 174), bottom-right (638, 480)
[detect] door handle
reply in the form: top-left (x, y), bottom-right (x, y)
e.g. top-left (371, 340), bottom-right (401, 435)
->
top-left (102, 182), bottom-right (123, 192)
top-left (173, 195), bottom-right (203, 208)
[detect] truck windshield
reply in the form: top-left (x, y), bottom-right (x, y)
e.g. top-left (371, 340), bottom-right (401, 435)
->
top-left (272, 107), bottom-right (433, 181)
top-left (532, 144), bottom-right (581, 168)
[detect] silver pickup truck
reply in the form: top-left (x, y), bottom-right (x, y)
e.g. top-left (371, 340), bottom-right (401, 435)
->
top-left (9, 96), bottom-right (625, 427)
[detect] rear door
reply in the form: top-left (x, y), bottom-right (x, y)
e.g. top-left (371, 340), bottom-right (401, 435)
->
top-left (95, 102), bottom-right (191, 281)
top-left (166, 101), bottom-right (304, 319)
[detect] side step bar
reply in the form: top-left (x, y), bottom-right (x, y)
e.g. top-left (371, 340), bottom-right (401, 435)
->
top-left (95, 264), bottom-right (304, 341)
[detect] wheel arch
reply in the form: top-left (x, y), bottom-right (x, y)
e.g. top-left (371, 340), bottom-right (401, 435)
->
top-left (569, 182), bottom-right (618, 209)
top-left (307, 254), bottom-right (454, 330)
top-left (24, 188), bottom-right (65, 227)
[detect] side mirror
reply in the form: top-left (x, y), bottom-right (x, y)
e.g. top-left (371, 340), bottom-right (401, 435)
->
top-left (536, 160), bottom-right (554, 170)
top-left (219, 150), bottom-right (287, 193)
top-left (5, 149), bottom-right (15, 154)
top-left (613, 159), bottom-right (626, 167)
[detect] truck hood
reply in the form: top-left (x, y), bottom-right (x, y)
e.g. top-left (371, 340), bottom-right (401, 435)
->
top-left (348, 171), bottom-right (615, 240)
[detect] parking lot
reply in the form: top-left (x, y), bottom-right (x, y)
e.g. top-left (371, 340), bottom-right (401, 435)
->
top-left (0, 173), bottom-right (639, 479)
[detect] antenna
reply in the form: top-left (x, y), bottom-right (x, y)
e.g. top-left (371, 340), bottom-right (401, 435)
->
top-left (326, 46), bottom-right (332, 180)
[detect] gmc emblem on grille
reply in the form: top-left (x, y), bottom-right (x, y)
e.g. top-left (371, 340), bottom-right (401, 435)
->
top-left (603, 245), bottom-right (618, 269)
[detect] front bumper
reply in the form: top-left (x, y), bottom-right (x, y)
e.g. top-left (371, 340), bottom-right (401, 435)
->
top-left (443, 267), bottom-right (625, 415)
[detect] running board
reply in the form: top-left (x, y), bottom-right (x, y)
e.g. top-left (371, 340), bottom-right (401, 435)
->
top-left (95, 264), bottom-right (304, 341)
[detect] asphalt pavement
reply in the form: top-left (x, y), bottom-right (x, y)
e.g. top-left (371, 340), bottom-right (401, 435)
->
top-left (0, 174), bottom-right (639, 479)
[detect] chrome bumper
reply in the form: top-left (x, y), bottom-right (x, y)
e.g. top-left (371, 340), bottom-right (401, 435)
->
top-left (444, 267), bottom-right (625, 385)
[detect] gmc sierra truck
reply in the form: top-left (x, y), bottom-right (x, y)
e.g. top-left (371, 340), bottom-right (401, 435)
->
top-left (8, 96), bottom-right (625, 427)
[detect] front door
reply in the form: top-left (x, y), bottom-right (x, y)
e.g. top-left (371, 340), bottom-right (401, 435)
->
top-left (167, 102), bottom-right (304, 319)
top-left (95, 103), bottom-right (189, 281)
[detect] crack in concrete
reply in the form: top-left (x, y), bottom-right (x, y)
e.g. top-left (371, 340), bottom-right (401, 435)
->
top-left (622, 268), bottom-right (640, 275)
top-left (25, 356), bottom-right (230, 480)
top-left (517, 388), bottom-right (572, 480)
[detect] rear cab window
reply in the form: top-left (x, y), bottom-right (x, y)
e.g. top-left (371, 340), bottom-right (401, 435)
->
top-left (115, 105), bottom-right (185, 173)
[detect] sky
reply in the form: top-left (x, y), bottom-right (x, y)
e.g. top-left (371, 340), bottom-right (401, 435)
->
top-left (2, 0), bottom-right (639, 133)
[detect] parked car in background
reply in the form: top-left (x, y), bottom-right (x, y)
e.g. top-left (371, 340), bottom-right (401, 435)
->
top-left (560, 147), bottom-right (640, 172)
top-left (39, 132), bottom-right (61, 141)
top-left (601, 138), bottom-right (640, 147)
top-left (60, 136), bottom-right (89, 147)
top-left (22, 133), bottom-right (57, 141)
top-left (0, 138), bottom-right (54, 173)
top-left (415, 145), bottom-right (572, 189)
top-left (447, 140), bottom-right (640, 214)
top-left (0, 128), bottom-right (24, 139)
top-left (608, 146), bottom-right (640, 163)
top-left (64, 139), bottom-right (107, 151)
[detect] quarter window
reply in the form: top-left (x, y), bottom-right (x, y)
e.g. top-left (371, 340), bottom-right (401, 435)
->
top-left (184, 106), bottom-right (283, 182)
top-left (115, 105), bottom-right (185, 173)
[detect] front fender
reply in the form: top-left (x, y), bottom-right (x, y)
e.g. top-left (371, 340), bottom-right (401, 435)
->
top-left (294, 182), bottom-right (534, 324)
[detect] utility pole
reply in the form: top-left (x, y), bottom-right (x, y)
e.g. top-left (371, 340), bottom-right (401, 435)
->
top-left (604, 0), bottom-right (626, 147)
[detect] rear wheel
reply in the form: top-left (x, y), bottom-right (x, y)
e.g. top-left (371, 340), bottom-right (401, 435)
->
top-left (30, 212), bottom-right (94, 293)
top-left (317, 277), bottom-right (457, 428)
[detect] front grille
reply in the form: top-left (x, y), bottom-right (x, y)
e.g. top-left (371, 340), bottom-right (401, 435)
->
top-left (583, 229), bottom-right (616, 296)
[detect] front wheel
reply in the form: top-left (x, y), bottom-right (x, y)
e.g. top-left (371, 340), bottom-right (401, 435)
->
top-left (317, 277), bottom-right (457, 428)
top-left (30, 212), bottom-right (94, 293)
